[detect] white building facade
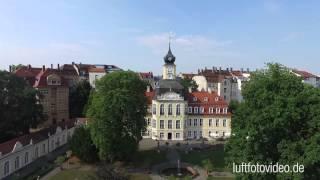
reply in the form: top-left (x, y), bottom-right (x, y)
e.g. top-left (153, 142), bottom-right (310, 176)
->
top-left (0, 121), bottom-right (75, 179)
top-left (144, 45), bottom-right (232, 141)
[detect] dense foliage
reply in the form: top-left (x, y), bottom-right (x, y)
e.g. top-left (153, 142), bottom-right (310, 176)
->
top-left (226, 63), bottom-right (320, 179)
top-left (180, 78), bottom-right (198, 92)
top-left (87, 71), bottom-right (147, 162)
top-left (0, 71), bottom-right (44, 142)
top-left (69, 80), bottom-right (92, 118)
top-left (69, 126), bottom-right (98, 163)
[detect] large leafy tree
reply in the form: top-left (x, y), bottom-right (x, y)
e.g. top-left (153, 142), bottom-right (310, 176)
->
top-left (69, 126), bottom-right (98, 163)
top-left (0, 71), bottom-right (44, 142)
top-left (87, 71), bottom-right (147, 162)
top-left (69, 80), bottom-right (92, 118)
top-left (180, 78), bottom-right (198, 92)
top-left (226, 63), bottom-right (320, 179)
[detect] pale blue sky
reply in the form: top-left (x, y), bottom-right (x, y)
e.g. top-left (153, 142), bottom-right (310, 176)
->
top-left (0, 0), bottom-right (319, 75)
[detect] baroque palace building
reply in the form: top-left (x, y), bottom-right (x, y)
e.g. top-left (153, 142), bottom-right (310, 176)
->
top-left (144, 44), bottom-right (232, 141)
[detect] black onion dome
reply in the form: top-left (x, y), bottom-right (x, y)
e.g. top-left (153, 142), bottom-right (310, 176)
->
top-left (163, 44), bottom-right (176, 64)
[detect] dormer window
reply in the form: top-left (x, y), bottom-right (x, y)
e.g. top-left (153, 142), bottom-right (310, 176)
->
top-left (194, 107), bottom-right (198, 114)
top-left (200, 107), bottom-right (204, 114)
top-left (193, 97), bottom-right (197, 102)
top-left (215, 97), bottom-right (219, 101)
top-left (223, 107), bottom-right (228, 114)
top-left (204, 97), bottom-right (208, 102)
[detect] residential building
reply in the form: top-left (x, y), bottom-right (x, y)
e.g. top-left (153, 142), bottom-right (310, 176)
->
top-left (144, 44), bottom-right (231, 141)
top-left (14, 65), bottom-right (70, 127)
top-left (291, 69), bottom-right (320, 87)
top-left (191, 67), bottom-right (250, 103)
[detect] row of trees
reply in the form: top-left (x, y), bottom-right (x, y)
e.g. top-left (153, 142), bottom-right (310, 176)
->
top-left (226, 63), bottom-right (320, 179)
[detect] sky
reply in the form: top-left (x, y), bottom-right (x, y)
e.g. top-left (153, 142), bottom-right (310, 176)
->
top-left (0, 0), bottom-right (320, 75)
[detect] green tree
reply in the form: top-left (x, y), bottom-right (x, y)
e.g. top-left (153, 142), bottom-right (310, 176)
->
top-left (69, 80), bottom-right (92, 118)
top-left (180, 78), bottom-right (198, 92)
top-left (225, 63), bottom-right (320, 179)
top-left (202, 159), bottom-right (213, 175)
top-left (0, 71), bottom-right (44, 142)
top-left (10, 64), bottom-right (25, 72)
top-left (87, 71), bottom-right (147, 162)
top-left (69, 126), bottom-right (98, 163)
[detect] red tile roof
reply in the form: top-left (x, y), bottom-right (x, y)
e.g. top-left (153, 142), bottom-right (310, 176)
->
top-left (292, 69), bottom-right (318, 79)
top-left (33, 69), bottom-right (68, 88)
top-left (88, 68), bottom-right (106, 73)
top-left (14, 67), bottom-right (42, 85)
top-left (0, 120), bottom-right (75, 156)
top-left (187, 91), bottom-right (230, 116)
top-left (139, 72), bottom-right (153, 79)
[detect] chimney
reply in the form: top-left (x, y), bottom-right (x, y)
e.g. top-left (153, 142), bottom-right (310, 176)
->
top-left (72, 62), bottom-right (75, 65)
top-left (212, 66), bottom-right (215, 71)
top-left (247, 68), bottom-right (250, 72)
top-left (198, 69), bottom-right (200, 74)
top-left (230, 67), bottom-right (233, 71)
top-left (226, 68), bottom-right (229, 71)
top-left (58, 64), bottom-right (60, 70)
top-left (188, 87), bottom-right (192, 93)
top-left (51, 64), bottom-right (53, 69)
top-left (42, 65), bottom-right (45, 71)
top-left (219, 67), bottom-right (222, 71)
top-left (9, 65), bottom-right (12, 72)
top-left (241, 68), bottom-right (243, 72)
top-left (147, 85), bottom-right (150, 92)
top-left (208, 88), bottom-right (212, 94)
top-left (28, 64), bottom-right (31, 69)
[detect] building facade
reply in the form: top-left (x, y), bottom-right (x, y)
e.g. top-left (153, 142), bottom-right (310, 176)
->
top-left (144, 45), bottom-right (232, 141)
top-left (14, 65), bottom-right (70, 127)
top-left (190, 68), bottom-right (250, 103)
top-left (0, 121), bottom-right (75, 179)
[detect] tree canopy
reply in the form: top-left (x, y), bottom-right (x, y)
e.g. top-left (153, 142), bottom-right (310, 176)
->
top-left (180, 78), bottom-right (198, 92)
top-left (69, 126), bottom-right (98, 163)
top-left (87, 71), bottom-right (147, 162)
top-left (0, 71), bottom-right (44, 142)
top-left (226, 63), bottom-right (320, 179)
top-left (69, 80), bottom-right (92, 118)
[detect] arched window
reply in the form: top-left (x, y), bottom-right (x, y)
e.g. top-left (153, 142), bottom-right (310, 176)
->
top-left (4, 161), bottom-right (9, 175)
top-left (15, 156), bottom-right (20, 169)
top-left (152, 104), bottom-right (156, 115)
top-left (35, 147), bottom-right (39, 158)
top-left (25, 152), bottom-right (29, 164)
top-left (176, 104), bottom-right (180, 115)
top-left (160, 104), bottom-right (164, 115)
top-left (168, 104), bottom-right (172, 115)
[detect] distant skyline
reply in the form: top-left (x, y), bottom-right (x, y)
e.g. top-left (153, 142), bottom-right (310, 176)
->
top-left (0, 0), bottom-right (320, 75)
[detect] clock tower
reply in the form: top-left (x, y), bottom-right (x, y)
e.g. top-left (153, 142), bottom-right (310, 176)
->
top-left (163, 43), bottom-right (176, 80)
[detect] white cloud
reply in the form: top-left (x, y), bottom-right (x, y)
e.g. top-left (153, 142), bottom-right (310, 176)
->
top-left (136, 33), bottom-right (234, 56)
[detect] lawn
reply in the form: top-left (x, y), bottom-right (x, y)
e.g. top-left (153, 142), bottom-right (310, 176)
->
top-left (128, 173), bottom-right (152, 180)
top-left (180, 144), bottom-right (229, 172)
top-left (49, 169), bottom-right (97, 180)
top-left (130, 149), bottom-right (166, 168)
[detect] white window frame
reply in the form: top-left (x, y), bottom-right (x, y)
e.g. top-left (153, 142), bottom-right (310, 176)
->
top-left (160, 120), bottom-right (164, 129)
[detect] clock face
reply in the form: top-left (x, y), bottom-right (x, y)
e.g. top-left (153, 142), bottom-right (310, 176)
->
top-left (168, 57), bottom-right (172, 61)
